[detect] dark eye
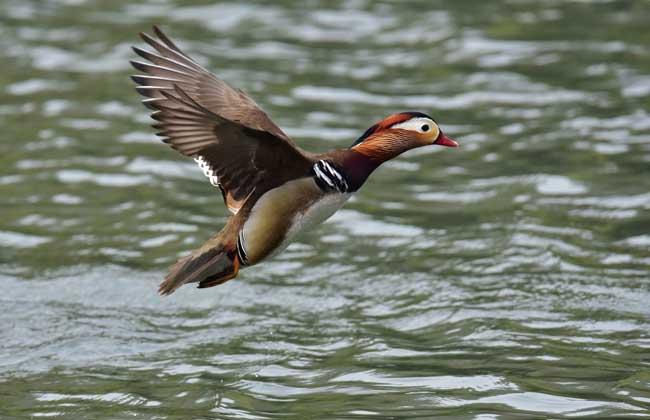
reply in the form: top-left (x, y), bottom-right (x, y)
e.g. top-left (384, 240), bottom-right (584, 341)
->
top-left (421, 124), bottom-right (430, 132)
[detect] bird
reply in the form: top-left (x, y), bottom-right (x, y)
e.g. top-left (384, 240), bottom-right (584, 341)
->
top-left (130, 26), bottom-right (458, 295)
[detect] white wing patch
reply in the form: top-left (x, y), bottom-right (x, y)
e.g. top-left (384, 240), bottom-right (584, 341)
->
top-left (194, 155), bottom-right (219, 187)
top-left (194, 155), bottom-right (243, 215)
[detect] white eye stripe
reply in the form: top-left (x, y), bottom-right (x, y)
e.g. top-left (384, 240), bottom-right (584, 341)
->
top-left (390, 117), bottom-right (438, 135)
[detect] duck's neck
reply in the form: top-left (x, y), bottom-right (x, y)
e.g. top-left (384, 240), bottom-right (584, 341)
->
top-left (336, 149), bottom-right (382, 192)
top-left (326, 133), bottom-right (417, 192)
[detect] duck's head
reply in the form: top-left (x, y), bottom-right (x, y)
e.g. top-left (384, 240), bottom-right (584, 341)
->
top-left (350, 112), bottom-right (458, 162)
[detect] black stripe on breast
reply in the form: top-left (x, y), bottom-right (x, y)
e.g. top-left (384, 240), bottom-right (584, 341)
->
top-left (312, 160), bottom-right (349, 193)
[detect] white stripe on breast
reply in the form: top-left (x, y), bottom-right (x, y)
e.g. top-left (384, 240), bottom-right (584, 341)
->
top-left (314, 164), bottom-right (335, 188)
top-left (313, 160), bottom-right (349, 193)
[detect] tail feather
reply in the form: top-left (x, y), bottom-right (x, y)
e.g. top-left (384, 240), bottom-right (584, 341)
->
top-left (198, 255), bottom-right (240, 289)
top-left (158, 247), bottom-right (239, 295)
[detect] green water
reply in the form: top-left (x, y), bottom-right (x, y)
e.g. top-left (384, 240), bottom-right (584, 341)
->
top-left (1, 0), bottom-right (650, 418)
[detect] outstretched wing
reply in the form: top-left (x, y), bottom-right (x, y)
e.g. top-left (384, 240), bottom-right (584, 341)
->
top-left (130, 26), bottom-right (313, 213)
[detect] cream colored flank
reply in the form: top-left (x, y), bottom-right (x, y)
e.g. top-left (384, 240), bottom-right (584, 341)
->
top-left (241, 177), bottom-right (351, 264)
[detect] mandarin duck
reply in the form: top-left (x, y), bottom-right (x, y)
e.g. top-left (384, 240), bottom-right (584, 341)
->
top-left (130, 27), bottom-right (458, 295)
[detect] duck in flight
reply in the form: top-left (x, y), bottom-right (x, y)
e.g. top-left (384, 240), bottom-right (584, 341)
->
top-left (130, 26), bottom-right (458, 295)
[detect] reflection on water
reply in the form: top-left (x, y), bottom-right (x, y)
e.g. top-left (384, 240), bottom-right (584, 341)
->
top-left (1, 0), bottom-right (650, 418)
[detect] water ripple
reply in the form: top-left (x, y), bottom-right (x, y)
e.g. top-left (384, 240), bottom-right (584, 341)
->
top-left (1, 0), bottom-right (649, 418)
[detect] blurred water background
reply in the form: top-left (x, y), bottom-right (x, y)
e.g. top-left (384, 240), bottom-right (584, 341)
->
top-left (1, 0), bottom-right (650, 418)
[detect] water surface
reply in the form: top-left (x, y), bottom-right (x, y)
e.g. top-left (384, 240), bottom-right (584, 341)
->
top-left (1, 0), bottom-right (650, 418)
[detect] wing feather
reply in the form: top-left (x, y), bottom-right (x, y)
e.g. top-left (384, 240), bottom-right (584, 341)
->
top-left (131, 27), bottom-right (315, 214)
